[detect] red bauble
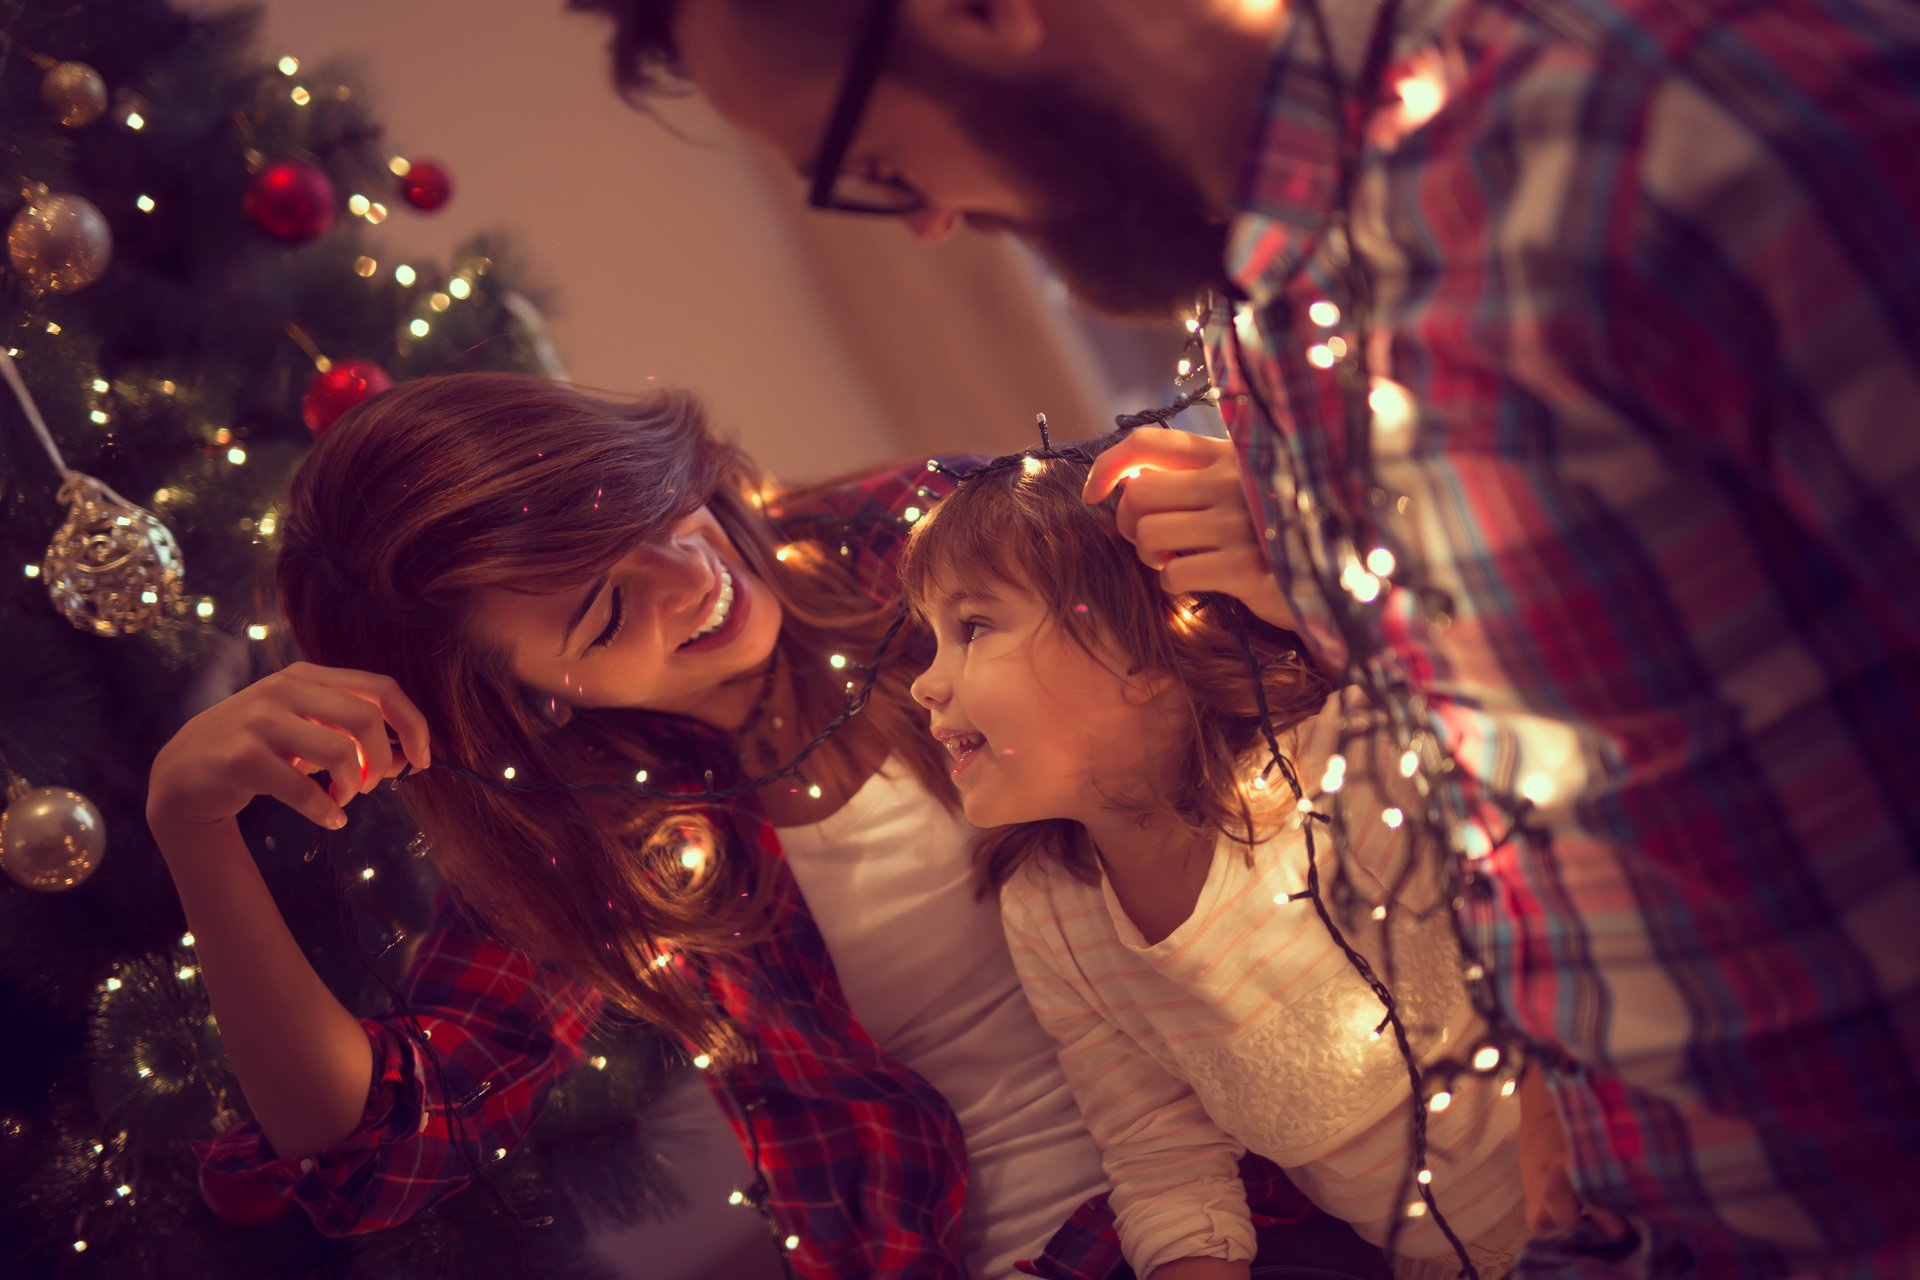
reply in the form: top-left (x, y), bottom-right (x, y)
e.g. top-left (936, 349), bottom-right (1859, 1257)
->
top-left (398, 159), bottom-right (453, 212)
top-left (198, 1163), bottom-right (293, 1228)
top-left (244, 158), bottom-right (337, 244)
top-left (302, 360), bottom-right (394, 436)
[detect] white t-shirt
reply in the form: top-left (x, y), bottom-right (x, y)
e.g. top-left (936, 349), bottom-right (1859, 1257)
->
top-left (775, 760), bottom-right (1109, 1280)
top-left (999, 694), bottom-right (1523, 1277)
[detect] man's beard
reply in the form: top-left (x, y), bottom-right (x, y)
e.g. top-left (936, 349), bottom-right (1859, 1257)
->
top-left (911, 57), bottom-right (1232, 319)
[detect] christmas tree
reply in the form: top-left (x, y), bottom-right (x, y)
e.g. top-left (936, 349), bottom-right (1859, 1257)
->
top-left (1, 2), bottom-right (679, 1275)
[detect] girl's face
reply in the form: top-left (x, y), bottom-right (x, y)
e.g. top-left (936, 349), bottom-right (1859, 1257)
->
top-left (910, 573), bottom-right (1166, 829)
top-left (468, 507), bottom-right (784, 728)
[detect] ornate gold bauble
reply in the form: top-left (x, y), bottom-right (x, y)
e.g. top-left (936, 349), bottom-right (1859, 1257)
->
top-left (6, 192), bottom-right (113, 294)
top-left (0, 786), bottom-right (106, 893)
top-left (42, 475), bottom-right (185, 637)
top-left (41, 61), bottom-right (109, 128)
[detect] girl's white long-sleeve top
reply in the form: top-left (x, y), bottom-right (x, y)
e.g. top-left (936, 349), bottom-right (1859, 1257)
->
top-left (998, 696), bottom-right (1523, 1277)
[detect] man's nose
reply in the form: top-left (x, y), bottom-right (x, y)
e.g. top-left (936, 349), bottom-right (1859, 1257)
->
top-left (902, 205), bottom-right (961, 244)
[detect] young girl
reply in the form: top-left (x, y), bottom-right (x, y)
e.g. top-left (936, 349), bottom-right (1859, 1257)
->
top-left (146, 373), bottom-right (1347, 1280)
top-left (903, 431), bottom-right (1536, 1280)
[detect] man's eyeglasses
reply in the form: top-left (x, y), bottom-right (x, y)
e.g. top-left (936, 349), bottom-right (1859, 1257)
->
top-left (806, 0), bottom-right (927, 216)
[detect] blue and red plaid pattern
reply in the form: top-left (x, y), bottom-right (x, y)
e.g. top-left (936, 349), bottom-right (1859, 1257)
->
top-left (197, 458), bottom-right (1315, 1278)
top-left (1213, 0), bottom-right (1920, 1275)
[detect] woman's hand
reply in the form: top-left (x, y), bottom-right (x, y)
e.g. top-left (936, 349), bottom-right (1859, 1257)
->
top-left (1083, 430), bottom-right (1296, 630)
top-left (1517, 1068), bottom-right (1627, 1237)
top-left (148, 661), bottom-right (431, 836)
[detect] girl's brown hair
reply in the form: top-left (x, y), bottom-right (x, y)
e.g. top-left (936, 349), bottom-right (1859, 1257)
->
top-left (899, 433), bottom-right (1325, 891)
top-left (277, 372), bottom-right (949, 1060)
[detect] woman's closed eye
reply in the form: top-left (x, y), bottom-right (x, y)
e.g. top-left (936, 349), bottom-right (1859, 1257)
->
top-left (588, 588), bottom-right (627, 652)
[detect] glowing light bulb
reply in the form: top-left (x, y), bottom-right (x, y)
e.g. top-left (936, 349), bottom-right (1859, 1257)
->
top-left (449, 276), bottom-right (472, 299)
top-left (1406, 1201), bottom-right (1428, 1218)
top-left (1500, 1078), bottom-right (1518, 1097)
top-left (394, 264), bottom-right (416, 286)
top-left (104, 977), bottom-right (122, 992)
top-left (1417, 1168), bottom-right (1433, 1185)
top-left (359, 868), bottom-right (375, 881)
top-left (348, 194), bottom-right (371, 217)
top-left (409, 318), bottom-right (430, 338)
top-left (1367, 547), bottom-right (1396, 577)
top-left (807, 783), bottom-right (823, 799)
top-left (290, 86), bottom-right (311, 106)
top-left (829, 654), bottom-right (847, 670)
top-left (1429, 1089), bottom-right (1453, 1113)
top-left (125, 111), bottom-right (145, 130)
top-left (1383, 807), bottom-right (1404, 829)
top-left (784, 1236), bottom-right (801, 1252)
top-left (1308, 300), bottom-right (1340, 327)
top-left (177, 965), bottom-right (196, 980)
top-left (693, 1053), bottom-right (712, 1069)
top-left (502, 766), bottom-right (517, 780)
top-left (1022, 456), bottom-right (1045, 476)
top-left (635, 770), bottom-right (649, 783)
top-left (1396, 69), bottom-right (1446, 129)
top-left (278, 55), bottom-right (300, 75)
top-left (246, 624), bottom-right (269, 641)
top-left (135, 195), bottom-right (155, 213)
top-left (1473, 1045), bottom-right (1502, 1072)
top-left (1400, 749), bottom-right (1419, 778)
top-left (590, 1055), bottom-right (608, 1070)
top-left (729, 1190), bottom-right (745, 1205)
top-left (1307, 344), bottom-right (1336, 369)
top-left (226, 446), bottom-right (247, 465)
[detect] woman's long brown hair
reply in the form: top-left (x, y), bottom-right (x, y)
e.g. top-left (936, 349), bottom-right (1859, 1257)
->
top-left (899, 435), bottom-right (1327, 892)
top-left (277, 372), bottom-right (950, 1060)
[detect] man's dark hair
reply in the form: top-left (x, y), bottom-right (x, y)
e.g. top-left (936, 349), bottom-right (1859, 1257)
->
top-left (567, 0), bottom-right (690, 101)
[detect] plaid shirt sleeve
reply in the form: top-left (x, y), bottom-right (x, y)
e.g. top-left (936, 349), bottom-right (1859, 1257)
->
top-left (1218, 1), bottom-right (1920, 1275)
top-left (193, 895), bottom-right (602, 1236)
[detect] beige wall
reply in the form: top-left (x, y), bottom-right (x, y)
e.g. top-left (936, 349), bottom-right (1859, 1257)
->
top-left (243, 0), bottom-right (1114, 483)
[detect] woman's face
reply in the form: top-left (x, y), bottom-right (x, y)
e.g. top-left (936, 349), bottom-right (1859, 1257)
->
top-left (468, 506), bottom-right (783, 728)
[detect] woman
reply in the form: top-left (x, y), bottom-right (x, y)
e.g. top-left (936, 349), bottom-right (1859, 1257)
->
top-left (147, 373), bottom-right (1370, 1279)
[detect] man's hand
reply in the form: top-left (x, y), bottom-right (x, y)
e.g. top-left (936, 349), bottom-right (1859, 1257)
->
top-left (1518, 1069), bottom-right (1628, 1237)
top-left (1084, 429), bottom-right (1296, 630)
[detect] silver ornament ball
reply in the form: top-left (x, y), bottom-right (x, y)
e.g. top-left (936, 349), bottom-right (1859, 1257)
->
top-left (1, 787), bottom-right (107, 893)
top-left (7, 192), bottom-right (113, 294)
top-left (41, 62), bottom-right (109, 128)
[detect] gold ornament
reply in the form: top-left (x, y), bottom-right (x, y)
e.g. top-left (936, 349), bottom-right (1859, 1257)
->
top-left (1, 786), bottom-right (106, 892)
top-left (41, 62), bottom-right (109, 128)
top-left (7, 192), bottom-right (113, 294)
top-left (42, 475), bottom-right (185, 637)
